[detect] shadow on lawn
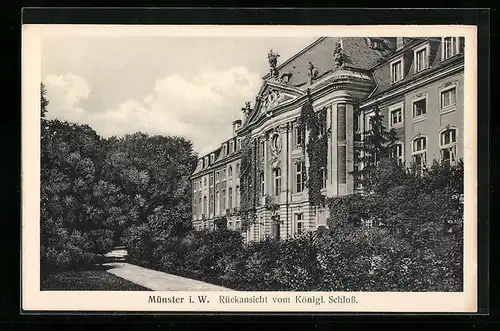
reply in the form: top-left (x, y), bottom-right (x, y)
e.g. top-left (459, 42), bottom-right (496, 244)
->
top-left (40, 258), bottom-right (150, 291)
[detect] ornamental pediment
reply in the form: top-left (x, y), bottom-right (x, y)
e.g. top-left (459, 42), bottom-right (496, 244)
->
top-left (251, 82), bottom-right (305, 122)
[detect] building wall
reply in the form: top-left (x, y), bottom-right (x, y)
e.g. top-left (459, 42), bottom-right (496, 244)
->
top-left (374, 70), bottom-right (464, 167)
top-left (190, 36), bottom-right (465, 242)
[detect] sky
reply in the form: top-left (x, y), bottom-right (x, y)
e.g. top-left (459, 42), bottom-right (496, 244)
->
top-left (41, 35), bottom-right (318, 155)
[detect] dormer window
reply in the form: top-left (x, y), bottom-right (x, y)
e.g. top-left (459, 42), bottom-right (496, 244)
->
top-left (369, 38), bottom-right (383, 50)
top-left (390, 58), bottom-right (403, 83)
top-left (210, 153), bottom-right (215, 164)
top-left (442, 37), bottom-right (459, 60)
top-left (222, 144), bottom-right (227, 156)
top-left (204, 157), bottom-right (209, 168)
top-left (414, 43), bottom-right (430, 73)
top-left (229, 141), bottom-right (234, 154)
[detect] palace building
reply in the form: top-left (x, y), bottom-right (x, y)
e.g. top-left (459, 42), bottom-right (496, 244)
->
top-left (190, 36), bottom-right (464, 242)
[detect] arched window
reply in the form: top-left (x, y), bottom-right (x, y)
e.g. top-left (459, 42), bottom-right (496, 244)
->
top-left (440, 128), bottom-right (457, 165)
top-left (412, 136), bottom-right (427, 175)
top-left (273, 168), bottom-right (281, 196)
top-left (228, 165), bottom-right (233, 178)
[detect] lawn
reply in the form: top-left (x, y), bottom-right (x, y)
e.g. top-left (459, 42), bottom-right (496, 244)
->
top-left (41, 266), bottom-right (150, 291)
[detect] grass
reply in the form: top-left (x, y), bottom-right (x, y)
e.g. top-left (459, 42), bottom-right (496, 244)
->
top-left (41, 265), bottom-right (150, 291)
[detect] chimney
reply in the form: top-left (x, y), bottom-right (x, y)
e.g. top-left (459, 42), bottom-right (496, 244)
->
top-left (396, 37), bottom-right (404, 49)
top-left (232, 120), bottom-right (242, 135)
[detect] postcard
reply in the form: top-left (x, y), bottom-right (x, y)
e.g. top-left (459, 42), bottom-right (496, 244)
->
top-left (22, 24), bottom-right (478, 312)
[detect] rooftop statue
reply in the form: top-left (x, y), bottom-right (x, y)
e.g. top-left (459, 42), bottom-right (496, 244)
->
top-left (268, 49), bottom-right (280, 78)
top-left (333, 41), bottom-right (344, 68)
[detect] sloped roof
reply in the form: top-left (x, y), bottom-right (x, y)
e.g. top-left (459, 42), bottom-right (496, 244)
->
top-left (265, 37), bottom-right (396, 89)
top-left (367, 37), bottom-right (461, 99)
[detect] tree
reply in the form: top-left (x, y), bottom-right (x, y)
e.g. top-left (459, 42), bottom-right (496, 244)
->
top-left (41, 82), bottom-right (49, 118)
top-left (352, 105), bottom-right (398, 193)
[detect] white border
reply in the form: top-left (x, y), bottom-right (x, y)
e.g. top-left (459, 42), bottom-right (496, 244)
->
top-left (22, 24), bottom-right (478, 313)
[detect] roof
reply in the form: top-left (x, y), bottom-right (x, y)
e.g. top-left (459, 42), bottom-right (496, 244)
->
top-left (367, 37), bottom-right (462, 99)
top-left (265, 37), bottom-right (395, 89)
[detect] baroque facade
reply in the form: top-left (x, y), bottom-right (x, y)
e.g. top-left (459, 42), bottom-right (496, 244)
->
top-left (190, 36), bottom-right (464, 242)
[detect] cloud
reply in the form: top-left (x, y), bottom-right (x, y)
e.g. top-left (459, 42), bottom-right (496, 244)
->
top-left (44, 68), bottom-right (262, 155)
top-left (44, 73), bottom-right (91, 122)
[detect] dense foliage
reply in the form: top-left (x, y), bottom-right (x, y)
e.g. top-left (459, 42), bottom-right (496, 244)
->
top-left (239, 134), bottom-right (257, 229)
top-left (351, 105), bottom-right (398, 192)
top-left (40, 84), bottom-right (197, 273)
top-left (127, 158), bottom-right (463, 291)
top-left (299, 94), bottom-right (328, 207)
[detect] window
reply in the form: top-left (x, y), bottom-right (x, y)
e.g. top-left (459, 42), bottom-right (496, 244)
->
top-left (296, 213), bottom-right (304, 235)
top-left (443, 37), bottom-right (459, 60)
top-left (295, 162), bottom-right (305, 193)
top-left (440, 129), bottom-right (457, 165)
top-left (354, 113), bottom-right (361, 133)
top-left (260, 172), bottom-right (265, 195)
top-left (236, 163), bottom-right (240, 177)
top-left (320, 167), bottom-right (326, 189)
top-left (235, 185), bottom-right (240, 207)
top-left (229, 141), bottom-right (234, 154)
top-left (228, 166), bottom-right (233, 178)
top-left (221, 189), bottom-right (226, 211)
top-left (215, 171), bottom-right (220, 181)
top-left (210, 154), bottom-right (215, 164)
top-left (215, 191), bottom-right (220, 214)
top-left (294, 125), bottom-right (304, 147)
top-left (203, 196), bottom-right (207, 216)
top-left (228, 221), bottom-right (233, 230)
top-left (261, 141), bottom-right (265, 157)
top-left (391, 59), bottom-right (403, 83)
top-left (412, 96), bottom-right (427, 119)
top-left (203, 177), bottom-right (207, 187)
top-left (209, 194), bottom-right (214, 215)
top-left (228, 188), bottom-right (233, 210)
top-left (366, 112), bottom-right (374, 132)
top-left (412, 137), bottom-right (427, 175)
top-left (198, 197), bottom-right (202, 218)
top-left (222, 169), bottom-right (227, 180)
top-left (236, 139), bottom-right (241, 151)
top-left (391, 143), bottom-right (404, 165)
top-left (204, 157), bottom-right (209, 167)
top-left (440, 86), bottom-right (457, 110)
top-left (414, 45), bottom-right (429, 72)
top-left (274, 168), bottom-right (281, 196)
top-left (209, 176), bottom-right (213, 186)
top-left (389, 103), bottom-right (403, 127)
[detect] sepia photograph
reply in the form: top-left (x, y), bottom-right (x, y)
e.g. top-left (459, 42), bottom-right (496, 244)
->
top-left (22, 24), bottom-right (478, 312)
